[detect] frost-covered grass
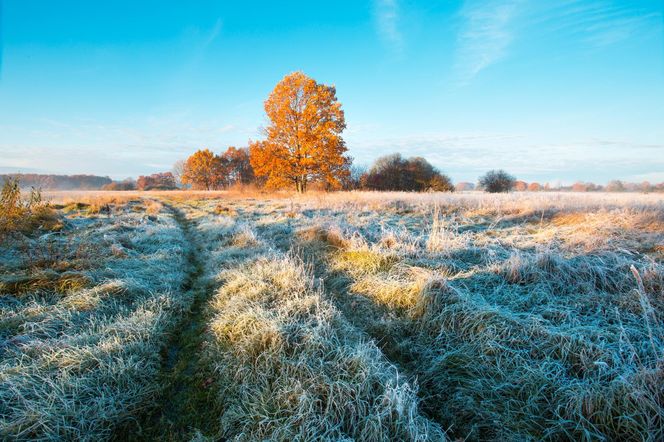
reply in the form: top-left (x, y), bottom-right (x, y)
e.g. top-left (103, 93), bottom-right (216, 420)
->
top-left (0, 200), bottom-right (189, 440)
top-left (165, 199), bottom-right (444, 440)
top-left (205, 252), bottom-right (445, 441)
top-left (2, 191), bottom-right (662, 441)
top-left (166, 192), bottom-right (664, 440)
top-left (287, 193), bottom-right (664, 441)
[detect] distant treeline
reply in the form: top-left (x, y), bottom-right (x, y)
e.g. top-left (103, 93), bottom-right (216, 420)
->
top-left (1, 174), bottom-right (112, 190)
top-left (455, 179), bottom-right (664, 193)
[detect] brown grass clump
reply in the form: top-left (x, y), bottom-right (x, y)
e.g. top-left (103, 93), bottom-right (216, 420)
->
top-left (0, 178), bottom-right (60, 238)
top-left (213, 203), bottom-right (237, 216)
top-left (297, 226), bottom-right (348, 249)
top-left (551, 211), bottom-right (588, 226)
top-left (145, 200), bottom-right (163, 215)
top-left (227, 225), bottom-right (261, 248)
top-left (0, 271), bottom-right (93, 296)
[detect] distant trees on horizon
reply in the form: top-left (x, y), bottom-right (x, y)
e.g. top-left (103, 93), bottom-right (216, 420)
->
top-left (479, 170), bottom-right (516, 193)
top-left (0, 174), bottom-right (112, 190)
top-left (136, 172), bottom-right (177, 191)
top-left (5, 74), bottom-right (663, 194)
top-left (360, 154), bottom-right (454, 192)
top-left (4, 168), bottom-right (663, 194)
top-left (102, 178), bottom-right (136, 191)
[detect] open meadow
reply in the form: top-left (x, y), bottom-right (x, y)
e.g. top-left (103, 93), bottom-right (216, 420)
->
top-left (1, 190), bottom-right (663, 441)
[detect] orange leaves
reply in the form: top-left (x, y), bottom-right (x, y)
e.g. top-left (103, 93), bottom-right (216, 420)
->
top-left (182, 147), bottom-right (256, 190)
top-left (250, 72), bottom-right (350, 193)
top-left (181, 149), bottom-right (225, 190)
top-left (220, 146), bottom-right (254, 185)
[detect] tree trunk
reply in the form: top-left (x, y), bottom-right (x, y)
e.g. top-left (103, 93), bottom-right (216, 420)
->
top-left (294, 176), bottom-right (307, 193)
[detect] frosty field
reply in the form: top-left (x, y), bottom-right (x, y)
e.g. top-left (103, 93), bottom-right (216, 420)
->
top-left (1, 191), bottom-right (663, 441)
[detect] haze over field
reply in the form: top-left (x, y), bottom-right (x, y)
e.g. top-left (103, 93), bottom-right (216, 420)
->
top-left (0, 0), bottom-right (662, 183)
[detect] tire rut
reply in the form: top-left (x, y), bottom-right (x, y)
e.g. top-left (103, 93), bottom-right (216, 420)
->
top-left (288, 229), bottom-right (450, 434)
top-left (125, 202), bottom-right (222, 441)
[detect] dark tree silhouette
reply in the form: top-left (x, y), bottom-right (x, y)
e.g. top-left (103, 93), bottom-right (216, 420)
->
top-left (360, 154), bottom-right (454, 192)
top-left (479, 170), bottom-right (516, 193)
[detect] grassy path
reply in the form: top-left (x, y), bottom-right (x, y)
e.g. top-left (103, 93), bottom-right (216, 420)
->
top-left (129, 202), bottom-right (222, 440)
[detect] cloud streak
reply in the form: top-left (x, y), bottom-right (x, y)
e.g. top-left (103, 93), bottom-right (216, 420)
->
top-left (374, 0), bottom-right (403, 54)
top-left (529, 0), bottom-right (662, 47)
top-left (454, 0), bottom-right (661, 84)
top-left (455, 0), bottom-right (523, 84)
top-left (203, 18), bottom-right (222, 48)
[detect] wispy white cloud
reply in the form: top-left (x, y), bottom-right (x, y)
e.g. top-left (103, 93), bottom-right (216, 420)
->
top-left (455, 0), bottom-right (524, 84)
top-left (191, 18), bottom-right (223, 64)
top-left (454, 0), bottom-right (661, 84)
top-left (202, 18), bottom-right (223, 48)
top-left (529, 0), bottom-right (662, 47)
top-left (374, 0), bottom-right (404, 54)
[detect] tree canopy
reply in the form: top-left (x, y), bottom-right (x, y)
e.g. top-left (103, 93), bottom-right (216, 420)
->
top-left (137, 172), bottom-right (177, 190)
top-left (479, 170), bottom-right (516, 193)
top-left (220, 146), bottom-right (254, 186)
top-left (360, 154), bottom-right (454, 192)
top-left (249, 72), bottom-right (350, 192)
top-left (181, 149), bottom-right (225, 190)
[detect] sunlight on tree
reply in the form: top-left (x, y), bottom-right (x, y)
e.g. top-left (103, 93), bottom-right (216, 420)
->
top-left (249, 72), bottom-right (350, 193)
top-left (182, 149), bottom-right (224, 190)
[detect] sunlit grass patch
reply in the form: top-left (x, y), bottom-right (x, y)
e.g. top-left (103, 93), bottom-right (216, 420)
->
top-left (334, 249), bottom-right (400, 276)
top-left (0, 270), bottom-right (93, 296)
top-left (347, 268), bottom-right (430, 311)
top-left (206, 254), bottom-right (445, 441)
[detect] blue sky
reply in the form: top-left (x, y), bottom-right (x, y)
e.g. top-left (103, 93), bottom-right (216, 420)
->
top-left (0, 0), bottom-right (662, 184)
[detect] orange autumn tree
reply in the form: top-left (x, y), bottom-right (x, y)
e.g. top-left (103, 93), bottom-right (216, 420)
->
top-left (181, 149), bottom-right (224, 190)
top-left (220, 146), bottom-right (254, 186)
top-left (249, 72), bottom-right (350, 193)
